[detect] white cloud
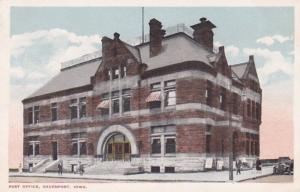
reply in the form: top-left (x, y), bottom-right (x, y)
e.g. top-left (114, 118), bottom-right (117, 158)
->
top-left (11, 28), bottom-right (101, 100)
top-left (225, 45), bottom-right (239, 57)
top-left (243, 48), bottom-right (293, 85)
top-left (256, 35), bottom-right (291, 46)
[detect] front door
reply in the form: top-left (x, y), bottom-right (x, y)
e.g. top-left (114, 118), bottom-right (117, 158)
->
top-left (106, 133), bottom-right (131, 161)
top-left (52, 141), bottom-right (58, 160)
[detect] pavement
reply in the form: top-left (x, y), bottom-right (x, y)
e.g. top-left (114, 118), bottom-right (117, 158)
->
top-left (9, 166), bottom-right (274, 182)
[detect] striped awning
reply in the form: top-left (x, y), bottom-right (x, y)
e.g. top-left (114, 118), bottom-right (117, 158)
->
top-left (145, 91), bottom-right (161, 102)
top-left (97, 100), bottom-right (110, 109)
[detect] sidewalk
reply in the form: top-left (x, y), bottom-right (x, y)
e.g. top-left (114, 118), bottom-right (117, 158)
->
top-left (9, 166), bottom-right (274, 182)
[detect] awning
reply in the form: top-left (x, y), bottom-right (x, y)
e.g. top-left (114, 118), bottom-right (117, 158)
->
top-left (145, 91), bottom-right (161, 102)
top-left (97, 100), bottom-right (110, 109)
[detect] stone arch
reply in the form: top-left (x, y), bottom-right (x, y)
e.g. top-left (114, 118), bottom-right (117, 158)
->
top-left (96, 124), bottom-right (138, 156)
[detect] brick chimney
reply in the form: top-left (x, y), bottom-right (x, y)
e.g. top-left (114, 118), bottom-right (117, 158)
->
top-left (149, 18), bottom-right (166, 57)
top-left (190, 17), bottom-right (216, 51)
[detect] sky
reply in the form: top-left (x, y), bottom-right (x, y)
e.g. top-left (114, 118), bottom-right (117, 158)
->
top-left (9, 7), bottom-right (294, 168)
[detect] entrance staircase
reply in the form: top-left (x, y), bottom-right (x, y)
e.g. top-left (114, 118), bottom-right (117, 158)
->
top-left (84, 161), bottom-right (143, 175)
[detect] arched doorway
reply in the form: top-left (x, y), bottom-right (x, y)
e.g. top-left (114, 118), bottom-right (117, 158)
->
top-left (105, 133), bottom-right (131, 161)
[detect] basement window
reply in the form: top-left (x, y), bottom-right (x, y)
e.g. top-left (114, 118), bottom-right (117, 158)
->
top-left (151, 166), bottom-right (160, 173)
top-left (165, 166), bottom-right (175, 173)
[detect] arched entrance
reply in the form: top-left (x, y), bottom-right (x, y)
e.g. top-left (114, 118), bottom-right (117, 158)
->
top-left (96, 124), bottom-right (138, 160)
top-left (105, 133), bottom-right (131, 161)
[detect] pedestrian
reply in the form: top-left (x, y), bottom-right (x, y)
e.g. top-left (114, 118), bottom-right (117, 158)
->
top-left (256, 158), bottom-right (262, 173)
top-left (79, 163), bottom-right (84, 175)
top-left (236, 159), bottom-right (242, 175)
top-left (58, 162), bottom-right (63, 175)
top-left (18, 163), bottom-right (22, 173)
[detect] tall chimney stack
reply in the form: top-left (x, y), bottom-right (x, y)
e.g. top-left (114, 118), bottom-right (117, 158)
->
top-left (149, 18), bottom-right (166, 57)
top-left (190, 17), bottom-right (216, 51)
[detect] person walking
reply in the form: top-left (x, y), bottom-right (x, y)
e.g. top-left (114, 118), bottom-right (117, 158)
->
top-left (58, 162), bottom-right (63, 175)
top-left (256, 158), bottom-right (262, 173)
top-left (236, 159), bottom-right (242, 175)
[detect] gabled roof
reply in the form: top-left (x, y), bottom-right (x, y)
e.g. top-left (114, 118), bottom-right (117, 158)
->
top-left (230, 62), bottom-right (248, 79)
top-left (28, 59), bottom-right (101, 98)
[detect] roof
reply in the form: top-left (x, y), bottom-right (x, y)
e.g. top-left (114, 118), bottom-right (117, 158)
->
top-left (138, 33), bottom-right (213, 71)
top-left (230, 62), bottom-right (248, 79)
top-left (25, 33), bottom-right (244, 100)
top-left (28, 59), bottom-right (101, 98)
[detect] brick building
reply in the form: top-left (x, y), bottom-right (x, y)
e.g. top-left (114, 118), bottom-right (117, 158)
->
top-left (22, 17), bottom-right (262, 173)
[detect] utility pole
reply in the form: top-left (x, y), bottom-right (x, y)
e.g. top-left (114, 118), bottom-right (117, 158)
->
top-left (142, 7), bottom-right (144, 43)
top-left (228, 85), bottom-right (234, 181)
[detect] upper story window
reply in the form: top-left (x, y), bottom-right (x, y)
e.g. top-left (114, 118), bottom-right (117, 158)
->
top-left (164, 80), bottom-right (176, 107)
top-left (247, 99), bottom-right (251, 117)
top-left (79, 97), bottom-right (87, 118)
top-left (28, 107), bottom-right (33, 124)
top-left (70, 99), bottom-right (78, 119)
top-left (121, 65), bottom-right (127, 78)
top-left (256, 102), bottom-right (261, 121)
top-left (148, 82), bottom-right (162, 109)
top-left (122, 89), bottom-right (131, 112)
top-left (232, 93), bottom-right (238, 115)
top-left (252, 100), bottom-right (256, 119)
top-left (51, 103), bottom-right (58, 121)
top-left (219, 88), bottom-right (226, 110)
top-left (112, 91), bottom-right (120, 114)
top-left (112, 68), bottom-right (119, 80)
top-left (205, 81), bottom-right (213, 106)
top-left (33, 106), bottom-right (40, 124)
top-left (27, 106), bottom-right (40, 124)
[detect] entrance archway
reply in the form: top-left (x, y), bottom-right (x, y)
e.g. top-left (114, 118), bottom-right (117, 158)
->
top-left (96, 124), bottom-right (138, 159)
top-left (105, 133), bottom-right (131, 161)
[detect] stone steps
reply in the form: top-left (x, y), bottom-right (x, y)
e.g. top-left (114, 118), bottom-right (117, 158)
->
top-left (85, 161), bottom-right (142, 175)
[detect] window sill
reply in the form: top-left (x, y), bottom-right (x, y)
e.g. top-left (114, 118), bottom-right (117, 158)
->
top-left (164, 153), bottom-right (176, 157)
top-left (150, 154), bottom-right (162, 158)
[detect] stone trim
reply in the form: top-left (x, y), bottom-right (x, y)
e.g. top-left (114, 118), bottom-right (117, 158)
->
top-left (24, 117), bottom-right (258, 137)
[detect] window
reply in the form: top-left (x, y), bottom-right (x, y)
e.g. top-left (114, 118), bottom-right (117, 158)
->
top-left (51, 103), bottom-right (58, 121)
top-left (149, 82), bottom-right (162, 109)
top-left (122, 89), bottom-right (131, 112)
top-left (246, 140), bottom-right (250, 155)
top-left (33, 106), bottom-right (40, 124)
top-left (164, 80), bottom-right (176, 107)
top-left (151, 125), bottom-right (176, 155)
top-left (28, 138), bottom-right (40, 156)
top-left (247, 99), bottom-right (251, 117)
top-left (112, 68), bottom-right (119, 80)
top-left (165, 167), bottom-right (175, 173)
top-left (35, 143), bottom-right (40, 155)
top-left (112, 91), bottom-right (120, 114)
top-left (71, 132), bottom-right (87, 156)
top-left (206, 81), bottom-right (212, 105)
top-left (219, 89), bottom-right (226, 110)
top-left (252, 100), bottom-right (256, 119)
top-left (151, 138), bottom-right (161, 154)
top-left (151, 166), bottom-right (160, 173)
top-left (70, 99), bottom-right (78, 119)
top-left (80, 142), bottom-right (87, 155)
top-left (28, 144), bottom-right (33, 156)
top-left (100, 93), bottom-right (109, 116)
top-left (232, 93), bottom-right (238, 114)
top-left (206, 135), bottom-right (211, 153)
top-left (28, 107), bottom-right (33, 124)
top-left (165, 138), bottom-right (176, 153)
top-left (79, 97), bottom-right (87, 118)
top-left (256, 103), bottom-right (261, 121)
top-left (121, 65), bottom-right (127, 78)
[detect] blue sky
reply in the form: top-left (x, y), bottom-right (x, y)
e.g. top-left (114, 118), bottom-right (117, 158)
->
top-left (10, 7), bottom-right (294, 99)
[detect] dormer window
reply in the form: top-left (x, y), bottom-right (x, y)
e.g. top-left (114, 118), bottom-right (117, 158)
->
top-left (112, 68), bottom-right (119, 80)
